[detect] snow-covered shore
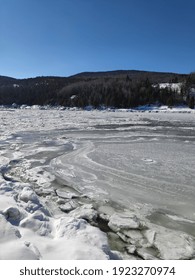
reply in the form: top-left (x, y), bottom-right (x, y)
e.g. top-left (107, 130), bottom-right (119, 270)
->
top-left (1, 103), bottom-right (195, 113)
top-left (0, 108), bottom-right (195, 259)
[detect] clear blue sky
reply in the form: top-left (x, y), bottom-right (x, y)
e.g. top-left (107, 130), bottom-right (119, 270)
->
top-left (0, 0), bottom-right (195, 78)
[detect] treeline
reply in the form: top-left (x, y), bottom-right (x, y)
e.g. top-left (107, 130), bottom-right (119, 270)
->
top-left (57, 76), bottom-right (185, 108)
top-left (0, 71), bottom-right (194, 108)
top-left (0, 77), bottom-right (68, 105)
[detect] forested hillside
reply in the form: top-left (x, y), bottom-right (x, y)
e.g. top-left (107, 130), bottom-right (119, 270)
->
top-left (0, 70), bottom-right (194, 108)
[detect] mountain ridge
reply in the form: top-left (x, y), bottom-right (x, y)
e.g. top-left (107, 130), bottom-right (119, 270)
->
top-left (0, 69), bottom-right (187, 81)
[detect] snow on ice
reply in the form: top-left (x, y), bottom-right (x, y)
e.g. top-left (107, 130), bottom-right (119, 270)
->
top-left (0, 107), bottom-right (195, 259)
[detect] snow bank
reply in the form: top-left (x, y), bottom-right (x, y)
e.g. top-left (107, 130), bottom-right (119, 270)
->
top-left (0, 179), bottom-right (118, 259)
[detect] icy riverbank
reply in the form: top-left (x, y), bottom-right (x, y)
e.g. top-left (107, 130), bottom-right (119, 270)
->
top-left (0, 108), bottom-right (195, 259)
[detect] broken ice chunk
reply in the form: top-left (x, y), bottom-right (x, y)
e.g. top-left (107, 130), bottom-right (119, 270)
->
top-left (108, 213), bottom-right (142, 232)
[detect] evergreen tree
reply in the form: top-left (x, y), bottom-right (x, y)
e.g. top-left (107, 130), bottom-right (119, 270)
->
top-left (189, 96), bottom-right (194, 109)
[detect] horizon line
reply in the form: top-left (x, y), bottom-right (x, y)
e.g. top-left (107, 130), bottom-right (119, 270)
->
top-left (0, 68), bottom-right (190, 80)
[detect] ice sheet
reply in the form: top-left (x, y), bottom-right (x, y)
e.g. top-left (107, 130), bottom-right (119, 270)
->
top-left (0, 108), bottom-right (195, 259)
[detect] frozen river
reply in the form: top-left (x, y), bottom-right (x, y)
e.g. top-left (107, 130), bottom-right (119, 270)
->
top-left (0, 108), bottom-right (195, 259)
